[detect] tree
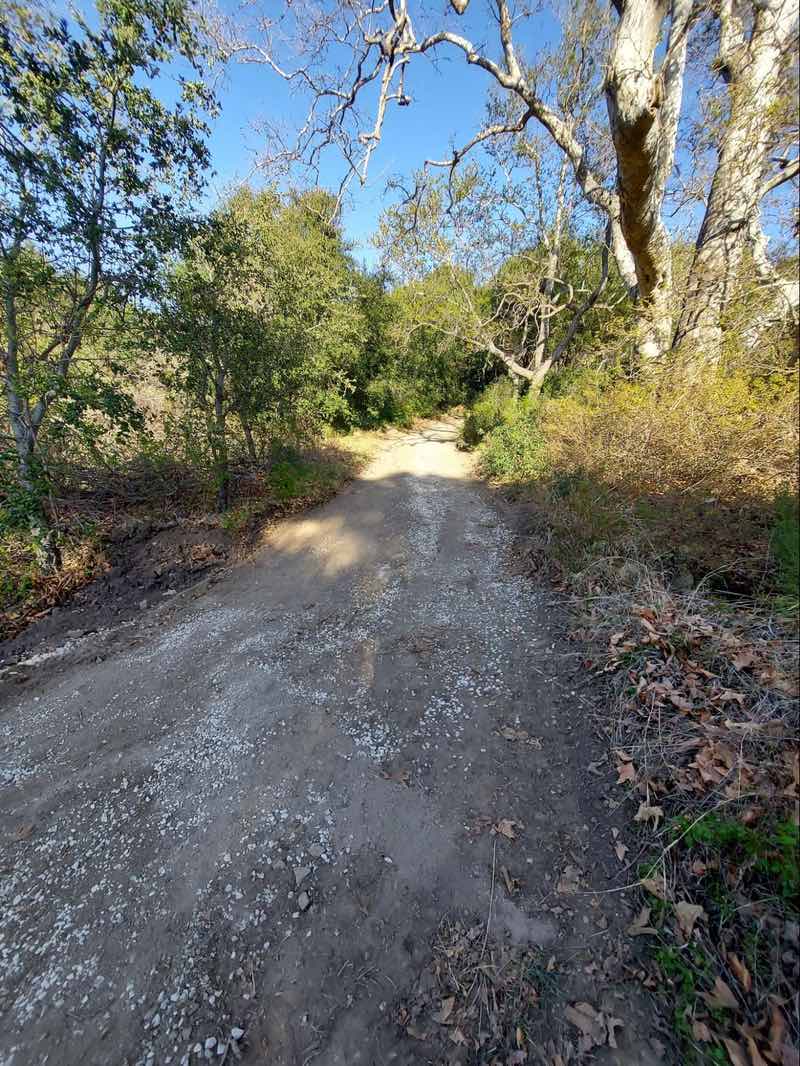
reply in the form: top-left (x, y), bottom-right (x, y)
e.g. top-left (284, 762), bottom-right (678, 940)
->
top-left (217, 0), bottom-right (798, 365)
top-left (0, 0), bottom-right (213, 565)
top-left (674, 0), bottom-right (799, 358)
top-left (156, 212), bottom-right (258, 511)
top-left (156, 186), bottom-right (376, 505)
top-left (376, 166), bottom-right (621, 390)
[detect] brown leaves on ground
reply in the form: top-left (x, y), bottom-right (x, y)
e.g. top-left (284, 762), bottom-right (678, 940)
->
top-left (626, 905), bottom-right (657, 937)
top-left (380, 767), bottom-right (411, 786)
top-left (603, 603), bottom-right (797, 805)
top-left (394, 918), bottom-right (553, 1062)
top-left (564, 1001), bottom-right (623, 1053)
top-left (555, 864), bottom-right (583, 895)
top-left (674, 900), bottom-right (705, 941)
top-left (591, 588), bottom-right (799, 1065)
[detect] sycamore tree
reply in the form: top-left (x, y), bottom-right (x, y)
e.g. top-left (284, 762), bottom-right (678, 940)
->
top-left (0, 0), bottom-right (213, 566)
top-left (215, 0), bottom-right (798, 365)
top-left (376, 165), bottom-right (626, 389)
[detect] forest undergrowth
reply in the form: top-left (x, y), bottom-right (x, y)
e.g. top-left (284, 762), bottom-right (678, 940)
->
top-left (467, 364), bottom-right (800, 1064)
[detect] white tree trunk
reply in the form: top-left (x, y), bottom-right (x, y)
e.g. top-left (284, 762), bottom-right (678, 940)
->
top-left (674, 0), bottom-right (798, 359)
top-left (606, 0), bottom-right (691, 358)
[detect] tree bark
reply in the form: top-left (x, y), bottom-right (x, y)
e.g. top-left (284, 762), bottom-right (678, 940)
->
top-left (240, 415), bottom-right (259, 463)
top-left (673, 0), bottom-right (798, 359)
top-left (212, 365), bottom-right (230, 512)
top-left (606, 0), bottom-right (692, 358)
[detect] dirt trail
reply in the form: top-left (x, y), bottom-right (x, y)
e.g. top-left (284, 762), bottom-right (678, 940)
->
top-left (0, 421), bottom-right (663, 1066)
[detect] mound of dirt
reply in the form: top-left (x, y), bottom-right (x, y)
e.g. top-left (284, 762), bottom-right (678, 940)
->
top-left (0, 518), bottom-right (233, 666)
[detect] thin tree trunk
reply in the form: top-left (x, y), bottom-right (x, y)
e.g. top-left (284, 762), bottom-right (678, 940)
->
top-left (212, 366), bottom-right (230, 512)
top-left (532, 156), bottom-right (570, 371)
top-left (673, 0), bottom-right (797, 359)
top-left (2, 282), bottom-right (62, 570)
top-left (241, 416), bottom-right (259, 463)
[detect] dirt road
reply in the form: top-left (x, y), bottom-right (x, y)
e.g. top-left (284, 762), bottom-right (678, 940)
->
top-left (0, 422), bottom-right (659, 1066)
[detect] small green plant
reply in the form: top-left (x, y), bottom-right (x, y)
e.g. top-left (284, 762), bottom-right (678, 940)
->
top-left (478, 401), bottom-right (550, 481)
top-left (771, 492), bottom-right (799, 607)
top-left (220, 504), bottom-right (258, 534)
top-left (670, 814), bottom-right (799, 910)
top-left (654, 945), bottom-right (715, 1053)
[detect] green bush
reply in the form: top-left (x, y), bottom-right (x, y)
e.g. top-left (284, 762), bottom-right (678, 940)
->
top-left (362, 376), bottom-right (421, 427)
top-left (462, 377), bottom-right (518, 445)
top-left (478, 401), bottom-right (550, 481)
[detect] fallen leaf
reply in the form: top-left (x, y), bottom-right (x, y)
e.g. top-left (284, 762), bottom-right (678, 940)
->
top-left (743, 1035), bottom-right (768, 1066)
top-left (727, 952), bottom-right (752, 993)
top-left (406, 1024), bottom-right (428, 1040)
top-left (675, 901), bottom-right (705, 941)
top-left (493, 819), bottom-right (521, 840)
top-left (615, 841), bottom-right (629, 862)
top-left (692, 1020), bottom-right (712, 1042)
top-left (564, 1002), bottom-right (606, 1047)
top-left (449, 1027), bottom-right (468, 1046)
top-left (769, 1004), bottom-right (787, 1061)
top-left (381, 768), bottom-right (410, 786)
top-left (606, 1016), bottom-right (623, 1049)
top-left (616, 760), bottom-right (636, 785)
top-left (556, 864), bottom-right (582, 895)
top-left (641, 876), bottom-right (669, 900)
top-left (703, 976), bottom-right (738, 1010)
top-left (723, 1037), bottom-right (749, 1066)
top-left (13, 823), bottom-right (35, 841)
top-left (718, 689), bottom-right (747, 706)
top-left (432, 996), bottom-right (455, 1024)
top-left (634, 802), bottom-right (664, 828)
top-left (501, 865), bottom-right (520, 896)
top-left (668, 691), bottom-right (693, 713)
top-left (496, 725), bottom-right (542, 748)
top-left (626, 905), bottom-right (657, 936)
top-left (732, 648), bottom-right (758, 669)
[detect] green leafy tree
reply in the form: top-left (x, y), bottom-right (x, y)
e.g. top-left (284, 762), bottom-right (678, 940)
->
top-left (0, 0), bottom-right (213, 565)
top-left (156, 187), bottom-right (376, 507)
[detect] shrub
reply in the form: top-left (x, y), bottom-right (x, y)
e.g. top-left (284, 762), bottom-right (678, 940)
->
top-left (468, 365), bottom-right (799, 596)
top-left (540, 369), bottom-right (798, 505)
top-left (478, 399), bottom-right (550, 482)
top-left (362, 376), bottom-right (421, 427)
top-left (462, 377), bottom-right (519, 445)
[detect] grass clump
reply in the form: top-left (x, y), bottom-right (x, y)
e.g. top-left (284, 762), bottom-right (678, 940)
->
top-left (671, 813), bottom-right (800, 911)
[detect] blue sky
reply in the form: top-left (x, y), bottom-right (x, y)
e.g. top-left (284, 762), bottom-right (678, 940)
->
top-left (201, 6), bottom-right (562, 268)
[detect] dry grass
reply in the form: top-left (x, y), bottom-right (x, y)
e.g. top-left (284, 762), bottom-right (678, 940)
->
top-left (542, 369), bottom-right (798, 506)
top-left (394, 915), bottom-right (558, 1063)
top-left (474, 362), bottom-right (800, 1062)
